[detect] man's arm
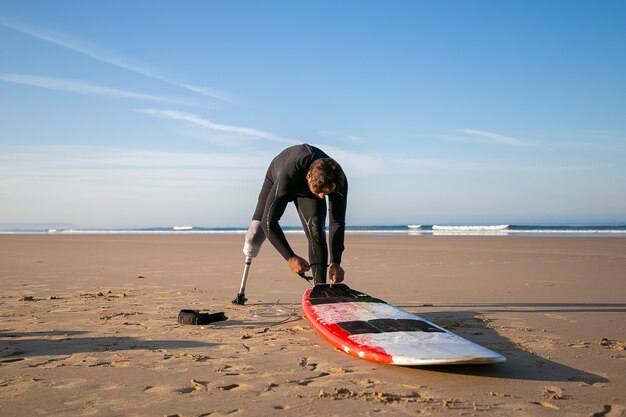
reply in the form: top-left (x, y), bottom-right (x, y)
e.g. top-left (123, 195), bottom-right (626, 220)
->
top-left (328, 181), bottom-right (348, 265)
top-left (261, 182), bottom-right (296, 261)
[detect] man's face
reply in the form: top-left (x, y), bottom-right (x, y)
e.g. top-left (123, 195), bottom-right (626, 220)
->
top-left (306, 172), bottom-right (332, 199)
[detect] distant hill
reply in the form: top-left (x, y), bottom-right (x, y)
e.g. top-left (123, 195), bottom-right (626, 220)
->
top-left (0, 223), bottom-right (75, 231)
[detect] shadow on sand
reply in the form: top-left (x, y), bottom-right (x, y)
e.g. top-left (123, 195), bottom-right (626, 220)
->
top-left (0, 330), bottom-right (217, 358)
top-left (396, 308), bottom-right (608, 383)
top-left (427, 302), bottom-right (626, 314)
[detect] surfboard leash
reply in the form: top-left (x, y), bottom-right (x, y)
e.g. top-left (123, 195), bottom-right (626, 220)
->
top-left (297, 262), bottom-right (330, 287)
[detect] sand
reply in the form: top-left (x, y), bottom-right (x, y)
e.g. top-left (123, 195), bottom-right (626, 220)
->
top-left (1, 234), bottom-right (625, 417)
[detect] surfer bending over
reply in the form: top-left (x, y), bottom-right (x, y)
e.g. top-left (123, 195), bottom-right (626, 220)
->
top-left (243, 144), bottom-right (348, 285)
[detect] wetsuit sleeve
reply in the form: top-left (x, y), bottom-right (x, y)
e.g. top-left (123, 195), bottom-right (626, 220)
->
top-left (328, 180), bottom-right (348, 264)
top-left (261, 181), bottom-right (296, 261)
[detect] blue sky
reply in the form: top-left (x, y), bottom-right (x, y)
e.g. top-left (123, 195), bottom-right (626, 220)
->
top-left (1, 1), bottom-right (625, 228)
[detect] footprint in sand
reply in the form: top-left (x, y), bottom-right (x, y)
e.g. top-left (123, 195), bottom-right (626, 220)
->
top-left (545, 313), bottom-right (577, 323)
top-left (328, 366), bottom-right (352, 374)
top-left (532, 401), bottom-right (560, 410)
top-left (191, 379), bottom-right (208, 391)
top-left (97, 382), bottom-right (123, 391)
top-left (298, 357), bottom-right (317, 371)
top-left (290, 372), bottom-right (331, 386)
top-left (143, 385), bottom-right (183, 394)
top-left (88, 360), bottom-right (131, 368)
top-left (217, 383), bottom-right (240, 391)
top-left (542, 385), bottom-right (567, 400)
top-left (50, 378), bottom-right (88, 389)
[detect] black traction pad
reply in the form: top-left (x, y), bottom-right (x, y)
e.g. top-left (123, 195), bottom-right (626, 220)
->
top-left (337, 318), bottom-right (445, 335)
top-left (307, 285), bottom-right (445, 335)
top-left (307, 284), bottom-right (386, 305)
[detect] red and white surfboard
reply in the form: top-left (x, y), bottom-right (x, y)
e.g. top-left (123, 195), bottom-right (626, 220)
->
top-left (302, 284), bottom-right (506, 366)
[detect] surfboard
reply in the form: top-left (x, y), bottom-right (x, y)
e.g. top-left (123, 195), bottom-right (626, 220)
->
top-left (302, 284), bottom-right (506, 366)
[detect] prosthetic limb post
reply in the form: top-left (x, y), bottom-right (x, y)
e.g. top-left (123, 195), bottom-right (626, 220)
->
top-left (233, 220), bottom-right (265, 306)
top-left (232, 256), bottom-right (252, 305)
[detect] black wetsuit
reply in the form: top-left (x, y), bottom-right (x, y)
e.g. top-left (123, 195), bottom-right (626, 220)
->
top-left (251, 144), bottom-right (348, 283)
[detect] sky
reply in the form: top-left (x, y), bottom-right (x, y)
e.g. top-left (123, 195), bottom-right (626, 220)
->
top-left (1, 1), bottom-right (625, 228)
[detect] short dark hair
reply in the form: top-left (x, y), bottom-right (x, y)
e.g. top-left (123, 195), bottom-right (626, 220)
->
top-left (308, 158), bottom-right (343, 194)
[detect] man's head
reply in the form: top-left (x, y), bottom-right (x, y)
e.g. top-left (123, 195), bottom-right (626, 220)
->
top-left (306, 158), bottom-right (343, 198)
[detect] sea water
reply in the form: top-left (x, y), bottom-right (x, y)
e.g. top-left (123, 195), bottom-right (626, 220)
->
top-left (3, 223), bottom-right (626, 237)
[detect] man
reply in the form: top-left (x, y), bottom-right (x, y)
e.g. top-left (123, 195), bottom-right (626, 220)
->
top-left (243, 144), bottom-right (348, 285)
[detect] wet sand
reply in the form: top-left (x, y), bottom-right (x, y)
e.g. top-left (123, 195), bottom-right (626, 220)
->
top-left (1, 234), bottom-right (625, 416)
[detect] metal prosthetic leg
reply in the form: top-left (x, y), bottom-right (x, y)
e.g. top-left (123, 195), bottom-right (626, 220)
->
top-left (232, 256), bottom-right (252, 305)
top-left (232, 220), bottom-right (265, 306)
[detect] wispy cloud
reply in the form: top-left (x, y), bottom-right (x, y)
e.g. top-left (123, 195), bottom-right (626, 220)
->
top-left (135, 108), bottom-right (298, 144)
top-left (317, 130), bottom-right (362, 144)
top-left (0, 73), bottom-right (189, 104)
top-left (394, 156), bottom-right (606, 174)
top-left (0, 18), bottom-right (234, 103)
top-left (0, 145), bottom-right (271, 226)
top-left (345, 135), bottom-right (362, 144)
top-left (3, 145), bottom-right (262, 166)
top-left (179, 83), bottom-right (238, 105)
top-left (0, 145), bottom-right (269, 189)
top-left (462, 129), bottom-right (529, 146)
top-left (394, 157), bottom-right (484, 173)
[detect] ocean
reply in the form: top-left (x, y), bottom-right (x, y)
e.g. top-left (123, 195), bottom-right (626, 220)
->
top-left (3, 224), bottom-right (626, 237)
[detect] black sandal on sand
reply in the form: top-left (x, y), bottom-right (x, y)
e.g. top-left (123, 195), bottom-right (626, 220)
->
top-left (178, 310), bottom-right (227, 325)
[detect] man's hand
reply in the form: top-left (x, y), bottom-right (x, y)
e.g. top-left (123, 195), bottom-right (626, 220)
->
top-left (288, 255), bottom-right (310, 274)
top-left (328, 263), bottom-right (345, 285)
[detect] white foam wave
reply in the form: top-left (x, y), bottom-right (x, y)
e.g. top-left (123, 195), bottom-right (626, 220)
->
top-left (432, 225), bottom-right (510, 231)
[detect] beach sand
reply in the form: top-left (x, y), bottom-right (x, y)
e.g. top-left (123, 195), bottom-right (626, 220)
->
top-left (1, 234), bottom-right (625, 416)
